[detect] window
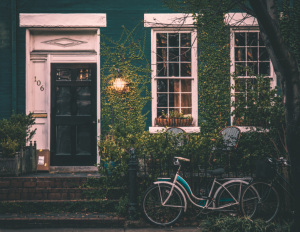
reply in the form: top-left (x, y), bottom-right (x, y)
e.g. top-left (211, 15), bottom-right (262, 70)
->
top-left (230, 30), bottom-right (276, 126)
top-left (151, 29), bottom-right (198, 127)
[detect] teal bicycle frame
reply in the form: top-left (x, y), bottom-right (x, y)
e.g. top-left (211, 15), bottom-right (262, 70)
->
top-left (154, 163), bottom-right (252, 212)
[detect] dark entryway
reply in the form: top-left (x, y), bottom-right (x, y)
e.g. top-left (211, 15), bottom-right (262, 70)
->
top-left (50, 63), bottom-right (97, 166)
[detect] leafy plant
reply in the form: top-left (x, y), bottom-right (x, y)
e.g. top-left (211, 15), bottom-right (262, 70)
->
top-left (201, 215), bottom-right (292, 232)
top-left (0, 113), bottom-right (36, 157)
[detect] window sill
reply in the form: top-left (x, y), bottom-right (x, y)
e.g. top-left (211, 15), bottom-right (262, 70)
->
top-left (235, 126), bottom-right (269, 133)
top-left (149, 127), bottom-right (200, 134)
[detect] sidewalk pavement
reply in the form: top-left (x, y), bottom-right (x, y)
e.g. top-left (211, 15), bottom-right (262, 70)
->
top-left (0, 227), bottom-right (202, 232)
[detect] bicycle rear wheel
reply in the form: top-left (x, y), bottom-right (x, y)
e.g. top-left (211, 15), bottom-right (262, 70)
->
top-left (240, 181), bottom-right (280, 222)
top-left (217, 182), bottom-right (248, 216)
top-left (141, 184), bottom-right (184, 226)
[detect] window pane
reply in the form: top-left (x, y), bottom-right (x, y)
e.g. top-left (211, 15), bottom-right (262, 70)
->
top-left (247, 33), bottom-right (258, 46)
top-left (169, 33), bottom-right (179, 47)
top-left (56, 69), bottom-right (71, 81)
top-left (181, 79), bottom-right (191, 92)
top-left (235, 48), bottom-right (245, 61)
top-left (247, 47), bottom-right (258, 61)
top-left (157, 63), bottom-right (167, 76)
top-left (259, 34), bottom-right (265, 46)
top-left (157, 48), bottom-right (167, 62)
top-left (76, 126), bottom-right (91, 155)
top-left (181, 63), bottom-right (191, 76)
top-left (56, 125), bottom-right (71, 155)
top-left (157, 94), bottom-right (168, 107)
top-left (157, 79), bottom-right (168, 92)
top-left (77, 68), bottom-right (91, 81)
top-left (235, 33), bottom-right (245, 46)
top-left (182, 108), bottom-right (191, 115)
top-left (157, 33), bottom-right (167, 47)
top-left (235, 63), bottom-right (246, 76)
top-left (180, 48), bottom-right (191, 61)
top-left (235, 79), bottom-right (245, 92)
top-left (169, 108), bottom-right (180, 114)
top-left (169, 48), bottom-right (179, 61)
top-left (76, 87), bottom-right (91, 115)
top-left (181, 94), bottom-right (191, 107)
top-left (56, 87), bottom-right (71, 115)
top-left (259, 62), bottom-right (270, 75)
top-left (247, 62), bottom-right (258, 75)
top-left (169, 93), bottom-right (180, 107)
top-left (169, 63), bottom-right (179, 76)
top-left (169, 79), bottom-right (180, 93)
top-left (181, 33), bottom-right (191, 47)
top-left (259, 47), bottom-right (269, 61)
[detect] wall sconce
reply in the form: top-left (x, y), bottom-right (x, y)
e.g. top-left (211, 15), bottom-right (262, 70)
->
top-left (113, 77), bottom-right (129, 93)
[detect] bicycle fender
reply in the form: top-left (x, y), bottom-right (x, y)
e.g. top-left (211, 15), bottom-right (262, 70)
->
top-left (153, 181), bottom-right (187, 212)
top-left (213, 180), bottom-right (249, 208)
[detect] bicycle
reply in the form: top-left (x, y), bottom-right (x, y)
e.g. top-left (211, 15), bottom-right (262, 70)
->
top-left (240, 157), bottom-right (294, 223)
top-left (141, 156), bottom-right (253, 226)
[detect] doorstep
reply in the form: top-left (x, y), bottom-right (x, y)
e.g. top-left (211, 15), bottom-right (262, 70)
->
top-left (0, 212), bottom-right (125, 228)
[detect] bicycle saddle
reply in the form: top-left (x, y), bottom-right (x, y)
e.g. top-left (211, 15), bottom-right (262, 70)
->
top-left (206, 168), bottom-right (225, 176)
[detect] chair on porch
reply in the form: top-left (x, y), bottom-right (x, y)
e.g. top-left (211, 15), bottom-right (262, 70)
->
top-left (209, 126), bottom-right (241, 173)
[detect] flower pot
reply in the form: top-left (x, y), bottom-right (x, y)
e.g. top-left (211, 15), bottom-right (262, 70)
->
top-left (0, 152), bottom-right (21, 176)
top-left (155, 118), bottom-right (193, 127)
top-left (103, 160), bottom-right (119, 176)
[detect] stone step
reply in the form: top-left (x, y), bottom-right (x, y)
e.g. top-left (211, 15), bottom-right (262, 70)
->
top-left (0, 199), bottom-right (121, 215)
top-left (0, 212), bottom-right (125, 229)
top-left (0, 187), bottom-right (124, 200)
top-left (0, 177), bottom-right (89, 189)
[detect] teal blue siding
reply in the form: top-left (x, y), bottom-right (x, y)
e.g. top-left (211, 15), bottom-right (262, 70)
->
top-left (0, 0), bottom-right (176, 129)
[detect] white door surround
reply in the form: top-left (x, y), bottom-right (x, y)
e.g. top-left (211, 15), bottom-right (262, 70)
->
top-left (20, 13), bottom-right (107, 167)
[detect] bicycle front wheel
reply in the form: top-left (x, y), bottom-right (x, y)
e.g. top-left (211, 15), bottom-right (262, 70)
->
top-left (141, 184), bottom-right (184, 226)
top-left (240, 181), bottom-right (280, 222)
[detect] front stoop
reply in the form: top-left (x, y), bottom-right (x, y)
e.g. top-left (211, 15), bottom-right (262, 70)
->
top-left (0, 213), bottom-right (126, 228)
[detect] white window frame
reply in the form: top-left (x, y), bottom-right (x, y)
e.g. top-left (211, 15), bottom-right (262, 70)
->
top-left (150, 28), bottom-right (198, 133)
top-left (145, 13), bottom-right (199, 133)
top-left (230, 28), bottom-right (277, 131)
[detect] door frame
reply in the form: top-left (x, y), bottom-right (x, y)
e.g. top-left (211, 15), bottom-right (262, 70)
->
top-left (25, 28), bottom-right (101, 167)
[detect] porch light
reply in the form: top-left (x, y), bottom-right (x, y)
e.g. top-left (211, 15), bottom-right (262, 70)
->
top-left (113, 77), bottom-right (129, 92)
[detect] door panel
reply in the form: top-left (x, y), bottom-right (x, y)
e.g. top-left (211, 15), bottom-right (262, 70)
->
top-left (51, 63), bottom-right (97, 166)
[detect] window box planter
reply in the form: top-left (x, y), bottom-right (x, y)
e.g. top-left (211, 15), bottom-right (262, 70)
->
top-left (0, 152), bottom-right (21, 176)
top-left (155, 118), bottom-right (193, 127)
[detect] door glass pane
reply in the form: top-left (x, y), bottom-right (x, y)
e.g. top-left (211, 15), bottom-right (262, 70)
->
top-left (56, 125), bottom-right (71, 155)
top-left (77, 68), bottom-right (91, 81)
top-left (56, 87), bottom-right (71, 115)
top-left (76, 87), bottom-right (91, 115)
top-left (56, 69), bottom-right (71, 81)
top-left (76, 126), bottom-right (91, 155)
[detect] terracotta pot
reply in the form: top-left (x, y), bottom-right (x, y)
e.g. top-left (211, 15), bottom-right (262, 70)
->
top-left (155, 118), bottom-right (193, 127)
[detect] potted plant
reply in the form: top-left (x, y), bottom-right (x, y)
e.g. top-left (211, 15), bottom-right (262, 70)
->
top-left (0, 113), bottom-right (36, 176)
top-left (155, 110), bottom-right (193, 127)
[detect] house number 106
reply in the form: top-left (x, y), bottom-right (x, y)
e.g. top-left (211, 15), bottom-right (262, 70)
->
top-left (34, 76), bottom-right (44, 91)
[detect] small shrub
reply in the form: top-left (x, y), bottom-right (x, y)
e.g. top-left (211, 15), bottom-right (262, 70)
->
top-left (201, 215), bottom-right (292, 232)
top-left (0, 113), bottom-right (36, 157)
